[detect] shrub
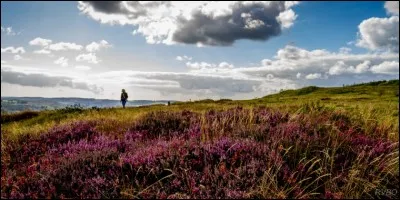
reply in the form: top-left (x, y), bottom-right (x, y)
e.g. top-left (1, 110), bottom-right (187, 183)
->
top-left (296, 86), bottom-right (319, 95)
top-left (57, 104), bottom-right (85, 114)
top-left (1, 110), bottom-right (39, 124)
top-left (1, 108), bottom-right (398, 199)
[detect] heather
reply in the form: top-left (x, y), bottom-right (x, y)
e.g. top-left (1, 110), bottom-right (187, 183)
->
top-left (1, 81), bottom-right (399, 199)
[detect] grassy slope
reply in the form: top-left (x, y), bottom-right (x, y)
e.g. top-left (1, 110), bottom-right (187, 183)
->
top-left (2, 80), bottom-right (398, 141)
top-left (1, 81), bottom-right (399, 198)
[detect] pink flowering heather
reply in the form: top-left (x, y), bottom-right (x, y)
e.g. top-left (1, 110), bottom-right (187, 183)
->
top-left (1, 107), bottom-right (398, 199)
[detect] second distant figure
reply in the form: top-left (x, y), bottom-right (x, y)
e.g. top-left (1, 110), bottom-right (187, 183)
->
top-left (121, 89), bottom-right (128, 108)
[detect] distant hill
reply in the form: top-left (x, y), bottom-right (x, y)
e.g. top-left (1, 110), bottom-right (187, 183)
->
top-left (1, 97), bottom-right (176, 113)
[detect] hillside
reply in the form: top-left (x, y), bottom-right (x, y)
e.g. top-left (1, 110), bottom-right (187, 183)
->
top-left (1, 80), bottom-right (399, 199)
top-left (262, 79), bottom-right (399, 100)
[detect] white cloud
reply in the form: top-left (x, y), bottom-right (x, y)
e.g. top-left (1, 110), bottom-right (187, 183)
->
top-left (339, 47), bottom-right (352, 54)
top-left (33, 49), bottom-right (52, 54)
top-left (218, 62), bottom-right (234, 69)
top-left (261, 59), bottom-right (272, 66)
top-left (241, 13), bottom-right (266, 29)
top-left (305, 73), bottom-right (322, 80)
top-left (76, 53), bottom-right (99, 64)
top-left (1, 46), bottom-right (26, 54)
top-left (1, 26), bottom-right (19, 36)
top-left (328, 61), bottom-right (349, 75)
top-left (75, 65), bottom-right (92, 71)
top-left (186, 61), bottom-right (215, 69)
top-left (176, 55), bottom-right (192, 61)
top-left (86, 40), bottom-right (111, 52)
top-left (92, 70), bottom-right (297, 98)
top-left (384, 1), bottom-right (399, 16)
top-left (48, 42), bottom-right (83, 51)
top-left (276, 9), bottom-right (297, 29)
top-left (54, 57), bottom-right (69, 67)
top-left (78, 1), bottom-right (300, 46)
top-left (29, 37), bottom-right (53, 46)
top-left (30, 37), bottom-right (84, 56)
top-left (185, 61), bottom-right (234, 70)
top-left (13, 55), bottom-right (22, 61)
top-left (370, 61), bottom-right (399, 74)
top-left (235, 45), bottom-right (399, 80)
top-left (328, 60), bottom-right (371, 75)
top-left (356, 16), bottom-right (399, 52)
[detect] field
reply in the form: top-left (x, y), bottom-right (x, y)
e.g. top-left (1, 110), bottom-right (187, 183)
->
top-left (1, 80), bottom-right (399, 199)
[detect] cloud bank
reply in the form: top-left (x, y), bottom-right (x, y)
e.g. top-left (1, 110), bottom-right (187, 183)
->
top-left (1, 65), bottom-right (103, 94)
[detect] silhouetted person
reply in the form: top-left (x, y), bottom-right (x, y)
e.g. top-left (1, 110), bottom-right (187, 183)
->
top-left (168, 101), bottom-right (171, 106)
top-left (120, 89), bottom-right (128, 108)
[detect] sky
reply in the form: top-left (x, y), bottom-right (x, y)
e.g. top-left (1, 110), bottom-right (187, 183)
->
top-left (1, 1), bottom-right (399, 101)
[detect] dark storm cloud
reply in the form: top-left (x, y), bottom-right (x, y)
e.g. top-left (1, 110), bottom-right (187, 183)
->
top-left (83, 1), bottom-right (126, 14)
top-left (173, 2), bottom-right (283, 46)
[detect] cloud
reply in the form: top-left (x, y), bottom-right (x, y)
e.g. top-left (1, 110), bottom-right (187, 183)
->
top-left (54, 57), bottom-right (69, 67)
top-left (176, 55), bottom-right (192, 61)
top-left (1, 26), bottom-right (19, 36)
top-left (339, 47), bottom-right (352, 54)
top-left (384, 1), bottom-right (399, 16)
top-left (1, 65), bottom-right (103, 94)
top-left (305, 73), bottom-right (322, 80)
top-left (92, 66), bottom-right (298, 99)
top-left (76, 53), bottom-right (100, 64)
top-left (77, 1), bottom-right (300, 46)
top-left (86, 40), bottom-right (111, 52)
top-left (186, 61), bottom-right (216, 69)
top-left (356, 16), bottom-right (399, 52)
top-left (261, 59), bottom-right (272, 66)
top-left (29, 37), bottom-right (53, 46)
top-left (234, 45), bottom-right (399, 80)
top-left (75, 65), bottom-right (91, 71)
top-left (48, 42), bottom-right (83, 51)
top-left (1, 46), bottom-right (26, 54)
top-left (30, 37), bottom-right (83, 56)
top-left (328, 60), bottom-right (370, 75)
top-left (13, 55), bottom-right (22, 61)
top-left (185, 61), bottom-right (234, 70)
top-left (276, 9), bottom-right (297, 29)
top-left (218, 62), bottom-right (234, 69)
top-left (370, 61), bottom-right (399, 74)
top-left (33, 49), bottom-right (52, 54)
top-left (346, 41), bottom-right (355, 46)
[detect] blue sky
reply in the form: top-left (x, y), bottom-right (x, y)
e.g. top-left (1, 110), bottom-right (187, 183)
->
top-left (1, 1), bottom-right (399, 100)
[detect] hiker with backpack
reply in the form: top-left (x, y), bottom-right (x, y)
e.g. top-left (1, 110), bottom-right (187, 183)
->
top-left (120, 89), bottom-right (128, 108)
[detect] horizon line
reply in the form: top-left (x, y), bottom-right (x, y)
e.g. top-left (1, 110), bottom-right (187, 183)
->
top-left (0, 96), bottom-right (179, 102)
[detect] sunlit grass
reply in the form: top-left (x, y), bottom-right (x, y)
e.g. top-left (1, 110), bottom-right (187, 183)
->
top-left (1, 80), bottom-right (398, 199)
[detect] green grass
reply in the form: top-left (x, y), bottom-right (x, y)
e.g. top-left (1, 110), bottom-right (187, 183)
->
top-left (2, 80), bottom-right (398, 142)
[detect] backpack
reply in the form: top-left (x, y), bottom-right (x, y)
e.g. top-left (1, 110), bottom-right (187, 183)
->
top-left (122, 92), bottom-right (128, 100)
